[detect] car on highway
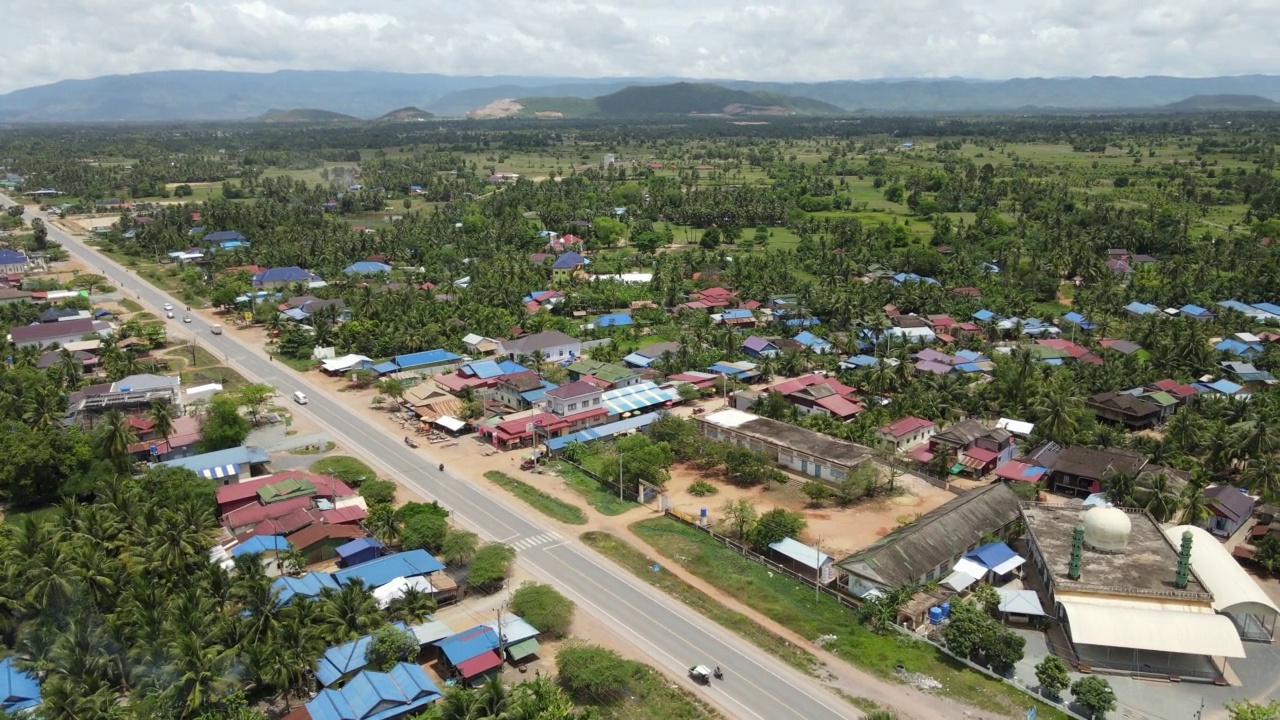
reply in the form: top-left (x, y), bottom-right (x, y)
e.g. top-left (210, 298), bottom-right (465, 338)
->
top-left (166, 311), bottom-right (174, 318)
top-left (163, 302), bottom-right (173, 311)
top-left (182, 315), bottom-right (192, 323)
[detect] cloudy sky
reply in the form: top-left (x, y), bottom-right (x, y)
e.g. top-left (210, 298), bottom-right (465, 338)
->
top-left (2, 0), bottom-right (1278, 94)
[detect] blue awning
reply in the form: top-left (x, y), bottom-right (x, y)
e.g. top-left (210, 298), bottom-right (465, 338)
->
top-left (372, 362), bottom-right (399, 375)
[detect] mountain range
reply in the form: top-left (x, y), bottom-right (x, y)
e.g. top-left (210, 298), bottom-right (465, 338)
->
top-left (471, 83), bottom-right (844, 119)
top-left (3, 70), bottom-right (1280, 122)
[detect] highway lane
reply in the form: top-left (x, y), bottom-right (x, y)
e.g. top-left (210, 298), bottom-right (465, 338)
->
top-left (3, 195), bottom-right (859, 720)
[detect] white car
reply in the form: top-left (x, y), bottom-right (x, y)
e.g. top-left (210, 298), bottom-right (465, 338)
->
top-left (182, 315), bottom-right (192, 323)
top-left (163, 302), bottom-right (173, 311)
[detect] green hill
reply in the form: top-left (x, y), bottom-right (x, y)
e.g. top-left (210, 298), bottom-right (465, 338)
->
top-left (377, 106), bottom-right (435, 121)
top-left (512, 82), bottom-right (844, 118)
top-left (256, 108), bottom-right (358, 122)
top-left (1162, 94), bottom-right (1280, 111)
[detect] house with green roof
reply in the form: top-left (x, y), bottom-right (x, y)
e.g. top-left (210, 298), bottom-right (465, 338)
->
top-left (565, 358), bottom-right (642, 389)
top-left (258, 478), bottom-right (318, 504)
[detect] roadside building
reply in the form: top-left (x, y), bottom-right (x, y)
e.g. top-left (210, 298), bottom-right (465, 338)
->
top-left (837, 483), bottom-right (1022, 598)
top-left (1043, 446), bottom-right (1148, 498)
top-left (697, 409), bottom-right (872, 486)
top-left (158, 445), bottom-right (271, 485)
top-left (1201, 486), bottom-right (1256, 538)
top-left (878, 416), bottom-right (937, 452)
top-left (8, 317), bottom-right (111, 348)
top-left (1022, 503), bottom-right (1247, 679)
top-left (497, 330), bottom-right (582, 362)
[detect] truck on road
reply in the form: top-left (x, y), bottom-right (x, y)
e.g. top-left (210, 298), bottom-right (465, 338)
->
top-left (211, 324), bottom-right (223, 335)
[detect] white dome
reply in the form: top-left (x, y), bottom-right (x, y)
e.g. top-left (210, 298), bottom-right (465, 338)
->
top-left (1083, 506), bottom-right (1132, 552)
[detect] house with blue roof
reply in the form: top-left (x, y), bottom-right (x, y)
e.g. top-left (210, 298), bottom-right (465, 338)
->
top-left (315, 622), bottom-right (410, 686)
top-left (393, 349), bottom-right (461, 373)
top-left (1125, 301), bottom-right (1161, 317)
top-left (1061, 311), bottom-right (1098, 331)
top-left (344, 261), bottom-right (393, 275)
top-left (551, 252), bottom-right (586, 281)
top-left (435, 626), bottom-right (504, 683)
top-left (336, 537), bottom-right (384, 568)
top-left (304, 662), bottom-right (441, 720)
top-left (1200, 378), bottom-right (1246, 397)
top-left (1215, 338), bottom-right (1264, 359)
top-left (1180, 304), bottom-right (1216, 320)
top-left (273, 573), bottom-right (340, 605)
top-left (254, 266), bottom-right (322, 288)
top-left (231, 534), bottom-right (291, 562)
top-left (1221, 361), bottom-right (1277, 389)
top-left (742, 336), bottom-right (780, 358)
top-left (204, 230), bottom-right (247, 244)
top-left (0, 657), bottom-right (41, 713)
top-left (972, 309), bottom-right (998, 322)
top-left (459, 359), bottom-right (505, 380)
top-left (891, 272), bottom-right (940, 285)
top-left (784, 316), bottom-right (820, 328)
top-left (157, 445), bottom-right (270, 484)
top-left (712, 308), bottom-right (756, 326)
top-left (0, 249), bottom-right (30, 274)
top-left (333, 550), bottom-right (445, 590)
top-left (1252, 302), bottom-right (1280, 320)
top-left (1217, 300), bottom-right (1275, 322)
top-left (591, 312), bottom-right (633, 328)
top-left (839, 354), bottom-right (880, 369)
top-left (793, 331), bottom-right (833, 354)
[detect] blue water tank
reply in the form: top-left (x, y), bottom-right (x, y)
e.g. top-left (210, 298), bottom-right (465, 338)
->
top-left (928, 607), bottom-right (943, 625)
top-left (941, 602), bottom-right (951, 619)
top-left (701, 507), bottom-right (707, 518)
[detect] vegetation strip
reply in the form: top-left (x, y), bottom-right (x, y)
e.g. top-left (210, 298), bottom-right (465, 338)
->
top-left (579, 530), bottom-right (820, 673)
top-left (629, 517), bottom-right (1073, 720)
top-left (554, 461), bottom-right (637, 516)
top-left (485, 470), bottom-right (589, 525)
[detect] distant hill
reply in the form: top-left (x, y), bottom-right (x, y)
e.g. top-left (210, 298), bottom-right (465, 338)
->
top-left (1162, 94), bottom-right (1280, 111)
top-left (499, 82), bottom-right (844, 118)
top-left (377, 106), bottom-right (435, 121)
top-left (5, 70), bottom-right (1280, 121)
top-left (257, 108), bottom-right (358, 122)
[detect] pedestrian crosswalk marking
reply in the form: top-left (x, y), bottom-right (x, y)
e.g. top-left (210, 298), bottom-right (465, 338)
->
top-left (512, 531), bottom-right (562, 550)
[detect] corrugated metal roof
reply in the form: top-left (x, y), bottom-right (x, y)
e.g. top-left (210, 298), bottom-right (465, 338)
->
top-left (769, 537), bottom-right (831, 569)
top-left (1164, 525), bottom-right (1278, 618)
top-left (437, 626), bottom-right (499, 665)
top-left (333, 550), bottom-right (445, 589)
top-left (1057, 595), bottom-right (1244, 658)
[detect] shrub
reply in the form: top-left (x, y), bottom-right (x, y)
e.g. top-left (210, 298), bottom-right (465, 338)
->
top-left (509, 582), bottom-right (575, 639)
top-left (688, 480), bottom-right (717, 497)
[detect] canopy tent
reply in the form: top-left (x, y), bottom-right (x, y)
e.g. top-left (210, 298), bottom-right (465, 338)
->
top-left (964, 541), bottom-right (1025, 576)
top-left (996, 588), bottom-right (1046, 616)
top-left (434, 415), bottom-right (466, 433)
top-left (1058, 596), bottom-right (1245, 659)
top-left (505, 638), bottom-right (540, 661)
top-left (941, 557), bottom-right (988, 592)
top-left (372, 576), bottom-right (435, 609)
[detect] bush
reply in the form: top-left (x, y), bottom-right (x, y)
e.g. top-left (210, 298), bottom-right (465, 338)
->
top-left (688, 480), bottom-right (717, 497)
top-left (364, 625), bottom-right (419, 670)
top-left (359, 478), bottom-right (397, 505)
top-left (468, 542), bottom-right (517, 591)
top-left (509, 582), bottom-right (575, 639)
top-left (556, 643), bottom-right (634, 703)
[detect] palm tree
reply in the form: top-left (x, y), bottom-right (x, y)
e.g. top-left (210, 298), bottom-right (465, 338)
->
top-left (1178, 475), bottom-right (1213, 526)
top-left (96, 409), bottom-right (138, 468)
top-left (1137, 472), bottom-right (1181, 523)
top-left (1104, 470), bottom-right (1140, 508)
top-left (1032, 379), bottom-right (1083, 445)
top-left (1244, 456), bottom-right (1280, 505)
top-left (320, 580), bottom-right (382, 643)
top-left (148, 399), bottom-right (177, 450)
top-left (386, 586), bottom-right (436, 624)
top-left (165, 631), bottom-right (235, 718)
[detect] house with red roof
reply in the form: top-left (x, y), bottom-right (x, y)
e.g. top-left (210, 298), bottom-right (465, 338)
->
top-left (1035, 338), bottom-right (1103, 366)
top-left (127, 414), bottom-right (202, 461)
top-left (216, 471), bottom-right (355, 517)
top-left (479, 407), bottom-right (609, 449)
top-left (768, 375), bottom-right (863, 422)
top-left (878, 416), bottom-right (938, 452)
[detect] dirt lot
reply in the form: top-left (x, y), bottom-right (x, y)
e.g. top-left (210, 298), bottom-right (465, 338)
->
top-left (663, 464), bottom-right (957, 559)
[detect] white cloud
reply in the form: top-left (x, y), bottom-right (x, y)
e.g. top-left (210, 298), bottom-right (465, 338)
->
top-left (1, 0), bottom-right (1278, 94)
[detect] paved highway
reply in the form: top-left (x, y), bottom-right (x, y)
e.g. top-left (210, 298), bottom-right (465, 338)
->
top-left (1, 195), bottom-right (859, 720)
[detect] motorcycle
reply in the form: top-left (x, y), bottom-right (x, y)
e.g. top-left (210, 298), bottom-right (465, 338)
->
top-left (713, 667), bottom-right (723, 680)
top-left (404, 436), bottom-right (419, 449)
top-left (438, 463), bottom-right (444, 472)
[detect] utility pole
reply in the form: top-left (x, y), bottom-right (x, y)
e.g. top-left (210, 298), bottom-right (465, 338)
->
top-left (618, 450), bottom-right (624, 502)
top-left (815, 535), bottom-right (821, 603)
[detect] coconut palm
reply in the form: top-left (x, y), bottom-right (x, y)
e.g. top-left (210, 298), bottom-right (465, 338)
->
top-left (386, 586), bottom-right (436, 624)
top-left (96, 409), bottom-right (138, 468)
top-left (1178, 475), bottom-right (1213, 526)
top-left (1103, 470), bottom-right (1140, 508)
top-left (165, 631), bottom-right (235, 718)
top-left (1137, 472), bottom-right (1181, 523)
top-left (148, 399), bottom-right (177, 450)
top-left (319, 580), bottom-right (382, 643)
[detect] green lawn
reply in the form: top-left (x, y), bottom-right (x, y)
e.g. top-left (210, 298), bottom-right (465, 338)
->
top-left (579, 531), bottom-right (819, 674)
top-left (553, 461), bottom-right (637, 516)
top-left (165, 343), bottom-right (220, 369)
top-left (630, 517), bottom-right (1072, 720)
top-left (179, 366), bottom-right (247, 390)
top-left (484, 471), bottom-right (587, 525)
top-left (311, 456), bottom-right (378, 486)
top-left (118, 298), bottom-right (143, 313)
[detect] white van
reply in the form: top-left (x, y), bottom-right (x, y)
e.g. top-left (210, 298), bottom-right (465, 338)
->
top-left (292, 391), bottom-right (308, 405)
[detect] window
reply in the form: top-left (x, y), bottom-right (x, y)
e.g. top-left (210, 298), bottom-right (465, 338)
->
top-left (593, 398), bottom-right (600, 405)
top-left (567, 403), bottom-right (577, 411)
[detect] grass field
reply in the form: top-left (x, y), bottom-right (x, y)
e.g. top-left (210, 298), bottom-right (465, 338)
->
top-left (579, 530), bottom-right (820, 674)
top-left (485, 471), bottom-right (587, 525)
top-left (165, 343), bottom-right (220, 369)
top-left (629, 517), bottom-right (1072, 719)
top-left (310, 456), bottom-right (378, 486)
top-left (553, 461), bottom-right (636, 516)
top-left (180, 366), bottom-right (247, 390)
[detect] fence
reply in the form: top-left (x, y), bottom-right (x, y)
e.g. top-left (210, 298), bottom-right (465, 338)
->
top-left (663, 510), bottom-right (1091, 720)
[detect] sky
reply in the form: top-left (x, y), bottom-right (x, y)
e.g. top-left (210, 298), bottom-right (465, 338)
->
top-left (2, 0), bottom-right (1279, 94)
